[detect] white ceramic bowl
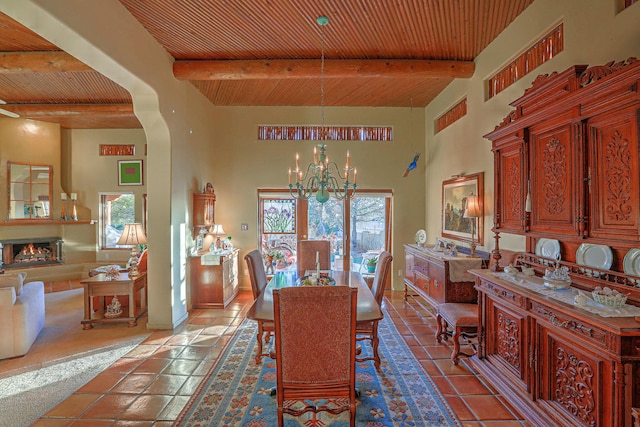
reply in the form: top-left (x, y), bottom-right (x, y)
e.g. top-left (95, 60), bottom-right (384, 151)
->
top-left (591, 290), bottom-right (627, 308)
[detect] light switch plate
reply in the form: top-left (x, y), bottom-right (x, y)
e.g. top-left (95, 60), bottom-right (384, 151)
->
top-left (241, 223), bottom-right (248, 231)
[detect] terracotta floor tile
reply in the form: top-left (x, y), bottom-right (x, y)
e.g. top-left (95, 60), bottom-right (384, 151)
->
top-left (163, 359), bottom-right (200, 376)
top-left (31, 419), bottom-right (75, 427)
top-left (463, 395), bottom-right (517, 420)
top-left (118, 394), bottom-right (173, 420)
top-left (77, 373), bottom-right (124, 393)
top-left (126, 345), bottom-right (161, 358)
top-left (44, 393), bottom-right (101, 418)
top-left (443, 395), bottom-right (476, 421)
top-left (417, 359), bottom-right (442, 377)
top-left (150, 345), bottom-right (185, 359)
top-left (430, 375), bottom-right (456, 395)
top-left (177, 345), bottom-right (213, 360)
top-left (164, 334), bottom-right (193, 346)
top-left (63, 420), bottom-right (113, 427)
top-left (111, 421), bottom-right (154, 426)
top-left (424, 344), bottom-right (456, 359)
top-left (433, 359), bottom-right (474, 376)
top-left (144, 374), bottom-right (189, 395)
top-left (192, 359), bottom-right (215, 375)
top-left (447, 375), bottom-right (491, 395)
top-left (134, 357), bottom-right (173, 374)
top-left (104, 357), bottom-right (145, 374)
top-left (177, 376), bottom-right (207, 395)
top-left (157, 396), bottom-right (190, 420)
top-left (80, 394), bottom-right (138, 419)
top-left (111, 373), bottom-right (157, 394)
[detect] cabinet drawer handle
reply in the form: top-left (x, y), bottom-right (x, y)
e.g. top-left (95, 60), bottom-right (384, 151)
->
top-left (433, 280), bottom-right (439, 287)
top-left (550, 314), bottom-right (569, 328)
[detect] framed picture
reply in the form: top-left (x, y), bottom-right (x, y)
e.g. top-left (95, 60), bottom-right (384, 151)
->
top-left (118, 160), bottom-right (143, 186)
top-left (442, 172), bottom-right (484, 244)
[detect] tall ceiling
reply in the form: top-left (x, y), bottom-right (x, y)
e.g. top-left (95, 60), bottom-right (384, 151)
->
top-left (0, 0), bottom-right (535, 129)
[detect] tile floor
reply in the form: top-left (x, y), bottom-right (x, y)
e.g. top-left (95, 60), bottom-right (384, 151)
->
top-left (16, 290), bottom-right (530, 426)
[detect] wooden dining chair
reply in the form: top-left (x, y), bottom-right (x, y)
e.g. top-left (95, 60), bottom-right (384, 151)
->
top-left (297, 239), bottom-right (331, 276)
top-left (273, 285), bottom-right (358, 427)
top-left (244, 249), bottom-right (274, 364)
top-left (356, 250), bottom-right (392, 371)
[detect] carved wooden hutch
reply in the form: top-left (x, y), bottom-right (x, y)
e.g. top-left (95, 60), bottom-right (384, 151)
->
top-left (481, 58), bottom-right (640, 426)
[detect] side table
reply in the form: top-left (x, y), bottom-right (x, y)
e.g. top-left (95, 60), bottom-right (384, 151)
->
top-left (80, 272), bottom-right (147, 329)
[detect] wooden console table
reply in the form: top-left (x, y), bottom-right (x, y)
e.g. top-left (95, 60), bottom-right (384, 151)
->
top-left (80, 272), bottom-right (147, 329)
top-left (404, 244), bottom-right (482, 311)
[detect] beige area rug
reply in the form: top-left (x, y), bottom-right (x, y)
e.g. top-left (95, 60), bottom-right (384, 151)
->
top-left (0, 287), bottom-right (150, 426)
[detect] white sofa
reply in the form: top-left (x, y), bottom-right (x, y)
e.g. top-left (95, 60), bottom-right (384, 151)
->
top-left (0, 275), bottom-right (45, 360)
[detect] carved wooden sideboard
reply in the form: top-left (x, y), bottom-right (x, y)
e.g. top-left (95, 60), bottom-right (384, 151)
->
top-left (484, 58), bottom-right (640, 271)
top-left (480, 58), bottom-right (640, 426)
top-left (470, 265), bottom-right (640, 427)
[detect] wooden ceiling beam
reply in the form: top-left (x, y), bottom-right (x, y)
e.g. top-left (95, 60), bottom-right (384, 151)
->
top-left (174, 59), bottom-right (475, 80)
top-left (2, 103), bottom-right (134, 116)
top-left (0, 51), bottom-right (92, 73)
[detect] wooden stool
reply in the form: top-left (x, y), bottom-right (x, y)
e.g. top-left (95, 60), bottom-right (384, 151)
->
top-left (435, 303), bottom-right (478, 365)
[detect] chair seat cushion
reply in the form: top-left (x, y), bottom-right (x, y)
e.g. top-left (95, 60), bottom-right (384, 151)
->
top-left (438, 303), bottom-right (478, 327)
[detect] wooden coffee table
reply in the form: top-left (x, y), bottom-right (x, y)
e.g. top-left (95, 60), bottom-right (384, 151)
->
top-left (80, 272), bottom-right (147, 329)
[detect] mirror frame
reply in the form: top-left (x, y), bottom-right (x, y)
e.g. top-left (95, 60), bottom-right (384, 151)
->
top-left (7, 161), bottom-right (53, 221)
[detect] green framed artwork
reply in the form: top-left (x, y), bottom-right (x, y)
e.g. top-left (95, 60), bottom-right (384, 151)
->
top-left (118, 160), bottom-right (143, 186)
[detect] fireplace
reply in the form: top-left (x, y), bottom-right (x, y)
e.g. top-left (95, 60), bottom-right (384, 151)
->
top-left (0, 237), bottom-right (64, 269)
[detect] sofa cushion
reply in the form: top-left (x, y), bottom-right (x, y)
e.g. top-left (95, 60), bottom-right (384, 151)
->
top-left (0, 272), bottom-right (27, 296)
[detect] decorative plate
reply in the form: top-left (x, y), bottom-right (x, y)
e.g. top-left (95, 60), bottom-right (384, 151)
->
top-left (623, 248), bottom-right (640, 277)
top-left (576, 243), bottom-right (613, 270)
top-left (534, 238), bottom-right (561, 260)
top-left (414, 229), bottom-right (427, 246)
top-left (298, 275), bottom-right (336, 286)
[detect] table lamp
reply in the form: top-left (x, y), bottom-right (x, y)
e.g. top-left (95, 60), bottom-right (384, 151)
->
top-left (463, 193), bottom-right (481, 258)
top-left (117, 223), bottom-right (148, 276)
top-left (211, 223), bottom-right (225, 250)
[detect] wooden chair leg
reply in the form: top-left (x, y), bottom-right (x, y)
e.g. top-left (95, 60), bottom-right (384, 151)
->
top-left (255, 324), bottom-right (264, 365)
top-left (451, 328), bottom-right (462, 365)
top-left (372, 323), bottom-right (381, 371)
top-left (435, 314), bottom-right (447, 343)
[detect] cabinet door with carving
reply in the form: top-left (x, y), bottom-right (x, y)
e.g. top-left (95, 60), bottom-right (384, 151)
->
top-left (493, 134), bottom-right (526, 233)
top-left (536, 323), bottom-right (605, 426)
top-left (587, 106), bottom-right (640, 242)
top-left (484, 296), bottom-right (530, 394)
top-left (529, 121), bottom-right (584, 236)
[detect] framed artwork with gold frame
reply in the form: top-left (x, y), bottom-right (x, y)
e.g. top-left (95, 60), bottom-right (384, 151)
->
top-left (442, 172), bottom-right (484, 244)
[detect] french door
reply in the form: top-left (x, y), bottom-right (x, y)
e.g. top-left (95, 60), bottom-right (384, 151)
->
top-left (258, 190), bottom-right (392, 272)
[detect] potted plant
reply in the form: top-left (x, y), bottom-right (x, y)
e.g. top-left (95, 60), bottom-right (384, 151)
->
top-left (366, 257), bottom-right (377, 273)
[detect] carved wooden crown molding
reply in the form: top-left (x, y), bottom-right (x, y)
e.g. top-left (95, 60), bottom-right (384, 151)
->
top-left (579, 57), bottom-right (637, 87)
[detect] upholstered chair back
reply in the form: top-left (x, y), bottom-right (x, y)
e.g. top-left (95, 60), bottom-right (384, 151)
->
top-left (371, 251), bottom-right (393, 306)
top-left (272, 285), bottom-right (357, 425)
top-left (297, 239), bottom-right (331, 276)
top-left (245, 249), bottom-right (268, 299)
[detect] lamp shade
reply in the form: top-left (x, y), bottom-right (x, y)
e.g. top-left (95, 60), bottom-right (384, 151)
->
top-left (211, 224), bottom-right (225, 236)
top-left (463, 194), bottom-right (482, 218)
top-left (117, 223), bottom-right (148, 246)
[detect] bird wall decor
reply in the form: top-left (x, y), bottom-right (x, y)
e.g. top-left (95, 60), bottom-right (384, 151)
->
top-left (402, 153), bottom-right (421, 177)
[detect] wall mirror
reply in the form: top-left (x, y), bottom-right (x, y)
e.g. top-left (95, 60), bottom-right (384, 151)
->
top-left (8, 161), bottom-right (53, 220)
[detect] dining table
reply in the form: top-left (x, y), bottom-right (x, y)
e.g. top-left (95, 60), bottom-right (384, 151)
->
top-left (245, 270), bottom-right (383, 323)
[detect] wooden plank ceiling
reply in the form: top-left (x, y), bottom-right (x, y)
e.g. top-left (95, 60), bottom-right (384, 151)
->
top-left (0, 0), bottom-right (535, 129)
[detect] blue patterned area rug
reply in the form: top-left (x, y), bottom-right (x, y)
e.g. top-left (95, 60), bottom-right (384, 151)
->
top-left (174, 311), bottom-right (461, 426)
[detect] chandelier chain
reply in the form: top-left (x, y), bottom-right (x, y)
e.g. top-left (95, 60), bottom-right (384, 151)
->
top-left (320, 18), bottom-right (326, 139)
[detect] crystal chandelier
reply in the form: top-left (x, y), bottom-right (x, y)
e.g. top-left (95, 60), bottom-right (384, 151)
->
top-left (288, 16), bottom-right (357, 204)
